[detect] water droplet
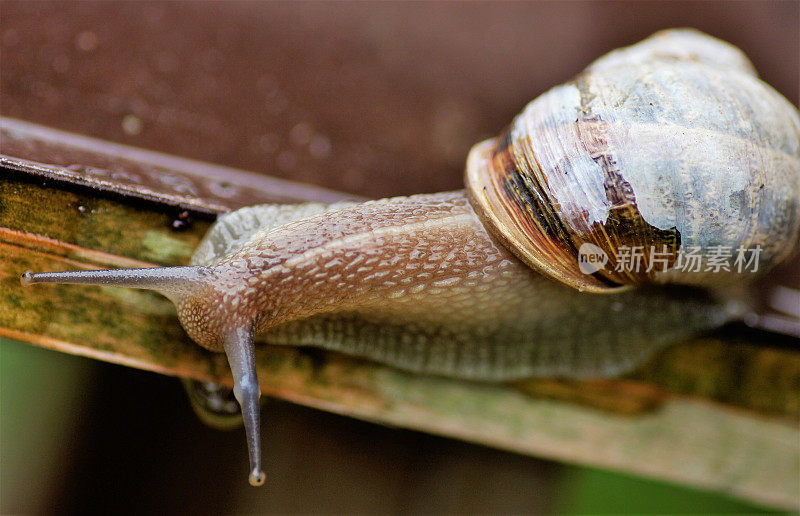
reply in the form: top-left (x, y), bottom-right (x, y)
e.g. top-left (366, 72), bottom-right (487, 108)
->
top-left (290, 122), bottom-right (313, 146)
top-left (75, 30), bottom-right (98, 52)
top-left (159, 174), bottom-right (197, 195)
top-left (170, 211), bottom-right (192, 231)
top-left (209, 181), bottom-right (239, 198)
top-left (122, 115), bottom-right (143, 135)
top-left (254, 133), bottom-right (280, 154)
top-left (309, 135), bottom-right (331, 160)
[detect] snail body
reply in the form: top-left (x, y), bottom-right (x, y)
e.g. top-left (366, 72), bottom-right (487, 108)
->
top-left (21, 29), bottom-right (800, 486)
top-left (189, 192), bottom-right (727, 380)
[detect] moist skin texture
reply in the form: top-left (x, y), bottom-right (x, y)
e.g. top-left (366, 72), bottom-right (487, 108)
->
top-left (183, 191), bottom-right (727, 381)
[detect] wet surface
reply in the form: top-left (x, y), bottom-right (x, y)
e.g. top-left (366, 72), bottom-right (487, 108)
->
top-left (2, 2), bottom-right (797, 199)
top-left (1, 118), bottom-right (357, 215)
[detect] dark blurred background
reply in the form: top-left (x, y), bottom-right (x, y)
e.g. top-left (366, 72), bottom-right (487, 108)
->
top-left (1, 1), bottom-right (797, 513)
top-left (2, 1), bottom-right (798, 200)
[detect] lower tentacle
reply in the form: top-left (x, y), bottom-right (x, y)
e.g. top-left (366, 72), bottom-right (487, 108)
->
top-left (222, 326), bottom-right (265, 487)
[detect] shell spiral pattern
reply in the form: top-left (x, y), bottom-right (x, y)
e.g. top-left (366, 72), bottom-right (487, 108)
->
top-left (467, 29), bottom-right (800, 292)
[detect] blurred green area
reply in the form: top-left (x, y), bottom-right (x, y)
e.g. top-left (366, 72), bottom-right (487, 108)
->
top-left (1, 337), bottom-right (92, 513)
top-left (556, 465), bottom-right (778, 514)
top-left (0, 337), bottom-right (782, 513)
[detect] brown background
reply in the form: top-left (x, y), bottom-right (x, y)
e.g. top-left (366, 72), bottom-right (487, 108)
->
top-left (3, 1), bottom-right (798, 200)
top-left (2, 1), bottom-right (798, 513)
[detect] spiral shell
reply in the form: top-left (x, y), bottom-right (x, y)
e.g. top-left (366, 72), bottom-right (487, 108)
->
top-left (467, 29), bottom-right (800, 292)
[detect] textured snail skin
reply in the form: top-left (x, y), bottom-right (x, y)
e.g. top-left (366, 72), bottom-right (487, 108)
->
top-left (191, 192), bottom-right (727, 380)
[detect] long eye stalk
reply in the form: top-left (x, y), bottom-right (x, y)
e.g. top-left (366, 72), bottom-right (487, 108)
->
top-left (21, 267), bottom-right (266, 486)
top-left (223, 326), bottom-right (265, 486)
top-left (20, 266), bottom-right (204, 292)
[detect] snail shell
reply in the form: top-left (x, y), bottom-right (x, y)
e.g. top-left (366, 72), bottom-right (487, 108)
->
top-left (20, 29), bottom-right (800, 485)
top-left (468, 29), bottom-right (800, 292)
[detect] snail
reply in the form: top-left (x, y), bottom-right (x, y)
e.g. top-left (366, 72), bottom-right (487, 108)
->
top-left (20, 29), bottom-right (800, 486)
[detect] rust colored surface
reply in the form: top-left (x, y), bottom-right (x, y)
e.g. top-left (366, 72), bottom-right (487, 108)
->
top-left (1, 118), bottom-right (358, 214)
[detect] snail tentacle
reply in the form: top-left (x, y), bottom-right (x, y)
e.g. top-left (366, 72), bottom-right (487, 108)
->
top-left (222, 325), bottom-right (265, 487)
top-left (20, 266), bottom-right (206, 293)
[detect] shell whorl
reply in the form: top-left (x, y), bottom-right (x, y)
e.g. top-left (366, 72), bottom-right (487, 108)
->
top-left (467, 29), bottom-right (800, 292)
